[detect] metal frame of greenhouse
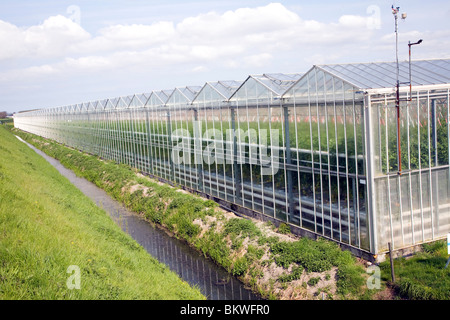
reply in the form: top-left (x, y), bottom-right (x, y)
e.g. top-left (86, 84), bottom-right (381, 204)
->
top-left (14, 59), bottom-right (450, 261)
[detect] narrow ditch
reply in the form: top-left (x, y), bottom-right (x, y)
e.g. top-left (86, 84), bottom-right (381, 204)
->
top-left (17, 136), bottom-right (261, 300)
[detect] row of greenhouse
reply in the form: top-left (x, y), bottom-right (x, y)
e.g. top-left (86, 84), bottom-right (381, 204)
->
top-left (14, 59), bottom-right (450, 258)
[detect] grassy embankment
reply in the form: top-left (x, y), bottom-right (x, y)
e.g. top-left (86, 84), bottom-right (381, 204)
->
top-left (11, 125), bottom-right (450, 300)
top-left (379, 240), bottom-right (450, 300)
top-left (0, 125), bottom-right (205, 299)
top-left (11, 126), bottom-right (374, 300)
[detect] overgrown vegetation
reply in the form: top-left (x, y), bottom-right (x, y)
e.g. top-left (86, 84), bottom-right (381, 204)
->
top-left (380, 240), bottom-right (450, 300)
top-left (0, 118), bottom-right (13, 125)
top-left (18, 126), bottom-right (450, 300)
top-left (0, 126), bottom-right (205, 300)
top-left (277, 223), bottom-right (291, 235)
top-left (11, 127), bottom-right (375, 300)
top-left (9, 98), bottom-right (450, 300)
top-left (224, 218), bottom-right (262, 239)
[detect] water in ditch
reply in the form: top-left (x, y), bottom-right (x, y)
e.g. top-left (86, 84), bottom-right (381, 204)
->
top-left (17, 136), bottom-right (261, 300)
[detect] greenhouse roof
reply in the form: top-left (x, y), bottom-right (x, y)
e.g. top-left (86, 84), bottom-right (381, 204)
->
top-left (204, 80), bottom-right (243, 99)
top-left (316, 59), bottom-right (450, 90)
top-left (20, 59), bottom-right (450, 114)
top-left (230, 73), bottom-right (303, 100)
top-left (166, 86), bottom-right (202, 104)
top-left (256, 73), bottom-right (303, 94)
top-left (150, 90), bottom-right (172, 105)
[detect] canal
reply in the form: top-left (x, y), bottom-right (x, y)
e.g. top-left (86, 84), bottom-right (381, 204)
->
top-left (16, 136), bottom-right (261, 300)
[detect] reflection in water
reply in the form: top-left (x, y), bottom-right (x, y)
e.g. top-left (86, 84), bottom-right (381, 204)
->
top-left (19, 136), bottom-right (260, 300)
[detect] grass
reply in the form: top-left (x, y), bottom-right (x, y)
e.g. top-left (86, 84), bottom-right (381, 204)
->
top-left (33, 125), bottom-right (450, 301)
top-left (223, 218), bottom-right (262, 239)
top-left (380, 240), bottom-right (450, 300)
top-left (11, 127), bottom-right (373, 300)
top-left (0, 126), bottom-right (205, 300)
top-left (267, 236), bottom-right (367, 297)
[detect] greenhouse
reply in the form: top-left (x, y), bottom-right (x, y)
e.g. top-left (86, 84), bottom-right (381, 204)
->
top-left (14, 59), bottom-right (450, 259)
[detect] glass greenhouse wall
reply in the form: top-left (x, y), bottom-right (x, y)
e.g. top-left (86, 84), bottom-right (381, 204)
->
top-left (14, 59), bottom-right (450, 257)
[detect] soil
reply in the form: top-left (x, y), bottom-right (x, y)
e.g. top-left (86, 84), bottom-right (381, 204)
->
top-left (125, 171), bottom-right (389, 300)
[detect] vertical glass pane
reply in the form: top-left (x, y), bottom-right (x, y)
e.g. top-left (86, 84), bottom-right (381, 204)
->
top-left (387, 101), bottom-right (398, 173)
top-left (419, 94), bottom-right (430, 169)
top-left (359, 181), bottom-right (369, 250)
top-left (437, 169), bottom-right (450, 237)
top-left (375, 178), bottom-right (390, 251)
top-left (421, 171), bottom-right (432, 241)
top-left (436, 97), bottom-right (448, 166)
top-left (409, 97), bottom-right (420, 170)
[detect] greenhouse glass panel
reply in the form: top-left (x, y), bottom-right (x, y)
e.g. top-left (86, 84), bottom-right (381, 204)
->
top-left (13, 59), bottom-right (450, 259)
top-left (282, 66), bottom-right (367, 248)
top-left (143, 90), bottom-right (170, 179)
top-left (228, 73), bottom-right (301, 219)
top-left (166, 86), bottom-right (202, 188)
top-left (370, 82), bottom-right (450, 253)
top-left (192, 81), bottom-right (243, 201)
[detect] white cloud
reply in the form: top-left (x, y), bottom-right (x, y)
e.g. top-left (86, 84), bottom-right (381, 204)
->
top-left (0, 15), bottom-right (90, 60)
top-left (176, 3), bottom-right (300, 39)
top-left (242, 53), bottom-right (273, 68)
top-left (0, 21), bottom-right (25, 60)
top-left (0, 3), bottom-right (381, 70)
top-left (95, 21), bottom-right (176, 49)
top-left (191, 65), bottom-right (208, 73)
top-left (25, 15), bottom-right (91, 57)
top-left (338, 15), bottom-right (368, 28)
top-left (2, 1), bottom-right (449, 103)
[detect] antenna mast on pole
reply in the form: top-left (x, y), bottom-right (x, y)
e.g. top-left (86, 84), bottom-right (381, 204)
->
top-left (392, 5), bottom-right (406, 174)
top-left (393, 5), bottom-right (400, 91)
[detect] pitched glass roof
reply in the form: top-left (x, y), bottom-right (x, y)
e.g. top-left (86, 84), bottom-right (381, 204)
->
top-left (128, 94), bottom-right (148, 108)
top-left (316, 59), bottom-right (450, 90)
top-left (208, 80), bottom-right (243, 99)
top-left (148, 90), bottom-right (172, 105)
top-left (18, 59), bottom-right (450, 115)
top-left (229, 73), bottom-right (303, 101)
top-left (193, 80), bottom-right (243, 103)
top-left (166, 86), bottom-right (202, 104)
top-left (249, 73), bottom-right (303, 96)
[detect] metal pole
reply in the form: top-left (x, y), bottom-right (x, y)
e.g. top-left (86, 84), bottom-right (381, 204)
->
top-left (284, 105), bottom-right (294, 223)
top-left (193, 108), bottom-right (204, 191)
top-left (388, 242), bottom-right (396, 282)
top-left (446, 234), bottom-right (450, 268)
top-left (431, 97), bottom-right (437, 166)
top-left (409, 41), bottom-right (412, 101)
top-left (145, 109), bottom-right (154, 174)
top-left (408, 39), bottom-right (422, 101)
top-left (393, 6), bottom-right (402, 174)
top-left (231, 107), bottom-right (241, 201)
top-left (167, 110), bottom-right (175, 182)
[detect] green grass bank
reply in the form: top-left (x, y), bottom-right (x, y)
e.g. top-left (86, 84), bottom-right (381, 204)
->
top-left (0, 125), bottom-right (205, 300)
top-left (379, 240), bottom-right (450, 300)
top-left (10, 125), bottom-right (450, 300)
top-left (11, 126), bottom-right (372, 300)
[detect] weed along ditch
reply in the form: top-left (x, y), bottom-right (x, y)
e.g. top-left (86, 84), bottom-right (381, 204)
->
top-left (13, 128), bottom-right (379, 300)
top-left (8, 127), bottom-right (450, 301)
top-left (15, 135), bottom-right (260, 300)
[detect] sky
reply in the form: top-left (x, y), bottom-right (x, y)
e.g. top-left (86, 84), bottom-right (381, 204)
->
top-left (1, 0), bottom-right (450, 114)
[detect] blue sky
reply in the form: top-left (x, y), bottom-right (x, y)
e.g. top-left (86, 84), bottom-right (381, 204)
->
top-left (1, 0), bottom-right (449, 113)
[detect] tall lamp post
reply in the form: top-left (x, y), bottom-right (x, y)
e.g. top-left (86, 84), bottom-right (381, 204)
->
top-left (408, 39), bottom-right (423, 100)
top-left (392, 5), bottom-right (407, 174)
